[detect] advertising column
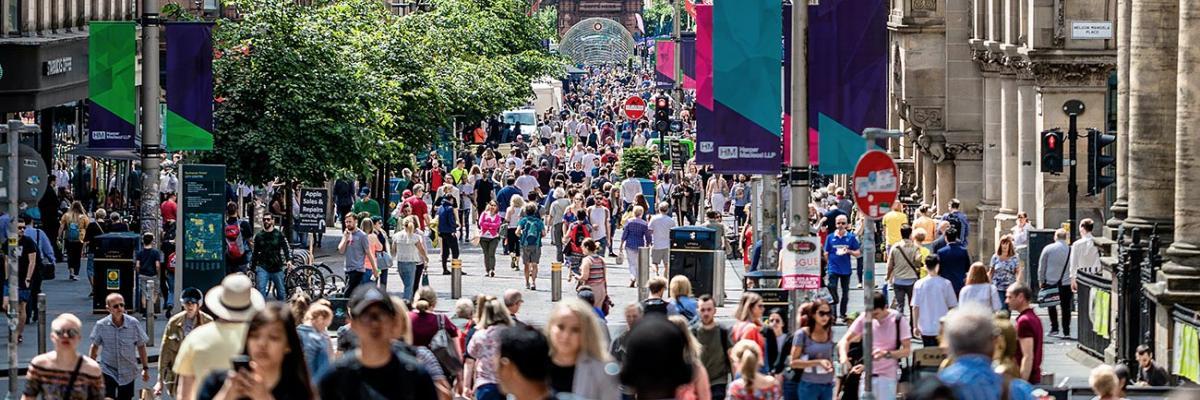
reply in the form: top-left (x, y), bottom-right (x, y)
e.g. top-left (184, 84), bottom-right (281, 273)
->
top-left (174, 164), bottom-right (227, 305)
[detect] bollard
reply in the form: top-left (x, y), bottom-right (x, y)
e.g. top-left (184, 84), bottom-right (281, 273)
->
top-left (713, 250), bottom-right (726, 307)
top-left (147, 279), bottom-right (156, 347)
top-left (551, 262), bottom-right (563, 301)
top-left (451, 259), bottom-right (462, 299)
top-left (637, 247), bottom-right (651, 302)
top-left (37, 293), bottom-right (46, 354)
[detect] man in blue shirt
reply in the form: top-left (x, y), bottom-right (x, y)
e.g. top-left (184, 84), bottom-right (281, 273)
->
top-left (823, 215), bottom-right (860, 320)
top-left (935, 228), bottom-right (971, 295)
top-left (496, 178), bottom-right (522, 215)
top-left (937, 304), bottom-right (1035, 400)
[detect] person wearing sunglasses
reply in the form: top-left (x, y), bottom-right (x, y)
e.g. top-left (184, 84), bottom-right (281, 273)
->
top-left (790, 300), bottom-right (837, 400)
top-left (823, 215), bottom-right (861, 322)
top-left (88, 293), bottom-right (150, 400)
top-left (156, 288), bottom-right (213, 398)
top-left (24, 313), bottom-right (104, 399)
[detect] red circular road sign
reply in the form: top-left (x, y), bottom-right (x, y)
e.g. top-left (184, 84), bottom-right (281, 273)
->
top-left (852, 150), bottom-right (900, 219)
top-left (623, 96), bottom-right (646, 120)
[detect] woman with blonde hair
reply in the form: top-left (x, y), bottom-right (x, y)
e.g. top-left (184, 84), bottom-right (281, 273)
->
top-left (667, 315), bottom-right (712, 400)
top-left (1089, 365), bottom-right (1122, 400)
top-left (545, 298), bottom-right (620, 400)
top-left (727, 340), bottom-right (782, 400)
top-left (669, 275), bottom-right (699, 322)
top-left (59, 200), bottom-right (89, 280)
top-left (960, 262), bottom-right (1002, 311)
top-left (504, 195), bottom-right (526, 267)
top-left (409, 286), bottom-right (460, 347)
top-left (391, 215), bottom-right (429, 300)
top-left (992, 312), bottom-right (1020, 380)
top-left (990, 234), bottom-right (1020, 310)
top-left (464, 296), bottom-right (513, 400)
top-left (732, 292), bottom-right (766, 353)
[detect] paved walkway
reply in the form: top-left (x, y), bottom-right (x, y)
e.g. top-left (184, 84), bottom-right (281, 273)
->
top-left (3, 225), bottom-right (1099, 394)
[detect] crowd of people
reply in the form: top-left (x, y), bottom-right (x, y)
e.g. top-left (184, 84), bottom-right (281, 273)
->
top-left (11, 61), bottom-right (1191, 400)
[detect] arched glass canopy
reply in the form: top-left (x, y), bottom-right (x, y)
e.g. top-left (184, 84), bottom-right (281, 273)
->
top-left (559, 17), bottom-right (636, 65)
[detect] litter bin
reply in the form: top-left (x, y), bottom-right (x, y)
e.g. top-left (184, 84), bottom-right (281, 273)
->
top-left (669, 226), bottom-right (718, 297)
top-left (92, 232), bottom-right (139, 313)
top-left (1026, 229), bottom-right (1057, 292)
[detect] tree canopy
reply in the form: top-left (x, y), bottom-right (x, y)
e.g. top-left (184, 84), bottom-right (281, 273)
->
top-left (199, 0), bottom-right (564, 185)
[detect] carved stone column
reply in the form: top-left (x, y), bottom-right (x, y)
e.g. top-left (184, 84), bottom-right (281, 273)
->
top-left (1107, 0), bottom-right (1133, 235)
top-left (979, 68), bottom-right (1002, 254)
top-left (1125, 0), bottom-right (1179, 237)
top-left (1017, 79), bottom-right (1037, 217)
top-left (1160, 0), bottom-right (1200, 289)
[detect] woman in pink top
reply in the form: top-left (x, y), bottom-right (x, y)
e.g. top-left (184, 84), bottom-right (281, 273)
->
top-left (478, 201), bottom-right (503, 277)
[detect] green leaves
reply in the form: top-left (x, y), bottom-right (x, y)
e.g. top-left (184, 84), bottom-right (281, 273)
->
top-left (204, 0), bottom-right (563, 185)
top-left (619, 147), bottom-right (659, 179)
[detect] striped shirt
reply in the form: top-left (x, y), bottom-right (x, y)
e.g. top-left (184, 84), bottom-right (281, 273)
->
top-left (89, 315), bottom-right (148, 385)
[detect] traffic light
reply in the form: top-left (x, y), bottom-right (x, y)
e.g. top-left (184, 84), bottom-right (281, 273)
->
top-left (1087, 128), bottom-right (1117, 196)
top-left (1041, 129), bottom-right (1064, 174)
top-left (654, 96), bottom-right (671, 134)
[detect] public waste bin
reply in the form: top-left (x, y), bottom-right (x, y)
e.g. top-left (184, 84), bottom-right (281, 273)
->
top-left (92, 232), bottom-right (139, 313)
top-left (669, 226), bottom-right (719, 297)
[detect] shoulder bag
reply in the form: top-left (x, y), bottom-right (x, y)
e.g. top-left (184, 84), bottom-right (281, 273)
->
top-left (895, 244), bottom-right (921, 279)
top-left (61, 355), bottom-right (84, 400)
top-left (429, 314), bottom-right (463, 382)
top-left (1037, 247), bottom-right (1071, 307)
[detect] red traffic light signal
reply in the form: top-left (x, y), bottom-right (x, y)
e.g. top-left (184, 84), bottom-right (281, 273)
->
top-left (1041, 129), bottom-right (1064, 174)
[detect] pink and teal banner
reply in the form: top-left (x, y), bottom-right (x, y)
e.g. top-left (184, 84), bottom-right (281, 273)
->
top-left (694, 4), bottom-right (714, 164)
top-left (655, 38), bottom-right (675, 88)
top-left (165, 22), bottom-right (215, 151)
top-left (712, 0), bottom-right (782, 173)
top-left (88, 22), bottom-right (139, 150)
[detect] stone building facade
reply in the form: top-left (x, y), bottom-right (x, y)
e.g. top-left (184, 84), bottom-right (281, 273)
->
top-left (888, 0), bottom-right (1116, 259)
top-left (556, 0), bottom-right (642, 37)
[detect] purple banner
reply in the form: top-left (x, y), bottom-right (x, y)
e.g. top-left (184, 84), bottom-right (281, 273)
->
top-left (680, 34), bottom-right (696, 90)
top-left (165, 22), bottom-right (215, 151)
top-left (87, 103), bottom-right (138, 149)
top-left (807, 0), bottom-right (888, 146)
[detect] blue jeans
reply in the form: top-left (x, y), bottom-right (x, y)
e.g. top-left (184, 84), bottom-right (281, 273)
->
top-left (474, 383), bottom-right (503, 400)
top-left (255, 266), bottom-right (287, 301)
top-left (782, 379), bottom-right (799, 400)
top-left (796, 381), bottom-right (833, 400)
top-left (828, 273), bottom-right (851, 317)
top-left (397, 261), bottom-right (417, 300)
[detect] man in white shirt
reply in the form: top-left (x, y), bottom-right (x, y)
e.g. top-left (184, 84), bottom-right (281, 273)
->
top-left (911, 254), bottom-right (957, 347)
top-left (647, 203), bottom-right (677, 276)
top-left (581, 150), bottom-right (600, 178)
top-left (620, 171), bottom-right (643, 212)
top-left (1068, 218), bottom-right (1101, 293)
top-left (538, 122), bottom-right (553, 145)
top-left (514, 171), bottom-right (539, 198)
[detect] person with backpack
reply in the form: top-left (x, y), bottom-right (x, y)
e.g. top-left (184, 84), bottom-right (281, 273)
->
top-left (641, 276), bottom-right (677, 316)
top-left (436, 199), bottom-right (460, 276)
top-left (224, 202), bottom-right (253, 275)
top-left (564, 209), bottom-right (591, 279)
top-left (59, 201), bottom-right (89, 281)
top-left (885, 224), bottom-right (921, 317)
top-left (669, 275), bottom-right (699, 324)
top-left (516, 204), bottom-right (545, 291)
top-left (942, 199), bottom-right (970, 247)
top-left (577, 239), bottom-right (609, 313)
top-left (790, 300), bottom-right (837, 400)
top-left (134, 233), bottom-right (163, 316)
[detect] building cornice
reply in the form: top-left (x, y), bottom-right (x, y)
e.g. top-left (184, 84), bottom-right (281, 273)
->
top-left (970, 45), bottom-right (1115, 87)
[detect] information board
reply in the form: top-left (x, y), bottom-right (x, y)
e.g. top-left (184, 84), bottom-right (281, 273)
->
top-left (178, 164), bottom-right (226, 296)
top-left (298, 188), bottom-right (328, 233)
top-left (780, 235), bottom-right (822, 290)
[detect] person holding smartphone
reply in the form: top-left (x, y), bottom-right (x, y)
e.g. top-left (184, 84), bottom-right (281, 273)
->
top-left (196, 302), bottom-right (314, 400)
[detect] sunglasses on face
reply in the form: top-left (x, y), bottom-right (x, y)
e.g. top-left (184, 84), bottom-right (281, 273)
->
top-left (817, 310), bottom-right (832, 316)
top-left (54, 328), bottom-right (81, 338)
top-left (109, 303), bottom-right (125, 309)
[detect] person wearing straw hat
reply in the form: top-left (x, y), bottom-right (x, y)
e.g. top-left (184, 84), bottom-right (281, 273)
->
top-left (172, 275), bottom-right (265, 400)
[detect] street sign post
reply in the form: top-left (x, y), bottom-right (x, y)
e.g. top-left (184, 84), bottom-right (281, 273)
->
top-left (623, 96), bottom-right (646, 120)
top-left (851, 149), bottom-right (899, 400)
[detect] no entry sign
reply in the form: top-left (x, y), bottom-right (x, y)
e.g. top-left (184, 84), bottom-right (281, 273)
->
top-left (623, 96), bottom-right (646, 120)
top-left (852, 150), bottom-right (900, 218)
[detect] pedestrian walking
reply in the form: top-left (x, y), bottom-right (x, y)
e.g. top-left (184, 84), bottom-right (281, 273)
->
top-left (504, 195), bottom-right (526, 261)
top-left (410, 286), bottom-right (460, 347)
top-left (761, 309), bottom-right (792, 378)
top-left (912, 254), bottom-right (958, 346)
top-left (195, 302), bottom-right (316, 400)
top-left (620, 206), bottom-right (651, 287)
top-left (648, 203), bottom-right (676, 276)
top-left (360, 218), bottom-right (383, 285)
top-left (823, 215), bottom-right (860, 321)
top-left (515, 204), bottom-right (546, 290)
top-left (222, 203), bottom-right (251, 275)
top-left (959, 262), bottom-right (1002, 312)
top-left (388, 296), bottom-right (451, 400)
top-left (156, 288), bottom-right (212, 399)
top-left (545, 298), bottom-right (621, 400)
top-left (731, 292), bottom-right (766, 353)
top-left (935, 304), bottom-right (1036, 400)
top-left (88, 294), bottom-right (150, 400)
top-left (935, 227), bottom-right (971, 295)
top-left (790, 300), bottom-right (837, 400)
top-left (1068, 218), bottom-right (1101, 293)
top-left (24, 313), bottom-right (105, 400)
top-left (464, 297), bottom-right (514, 400)
top-left (1004, 284), bottom-right (1043, 384)
top-left (133, 233), bottom-right (163, 315)
top-left (59, 201), bottom-right (89, 281)
top-left (990, 234), bottom-right (1020, 311)
top-left (392, 216), bottom-right (429, 300)
top-left (338, 212), bottom-right (371, 297)
top-left (588, 195), bottom-right (611, 255)
top-left (620, 313), bottom-right (695, 400)
top-left (666, 315), bottom-right (712, 400)
top-left (477, 203), bottom-right (503, 277)
top-left (83, 208), bottom-right (106, 293)
top-left (727, 340), bottom-right (782, 400)
top-left (498, 325), bottom-right (555, 400)
top-left (609, 302), bottom-right (642, 363)
top-left (1010, 212), bottom-right (1032, 271)
top-left (172, 274), bottom-right (265, 400)
top-left (885, 224), bottom-right (921, 316)
top-left (693, 295), bottom-right (732, 400)
top-left (252, 215), bottom-right (291, 301)
top-left (295, 296), bottom-right (334, 381)
top-left (14, 216), bottom-right (42, 343)
top-left (578, 239), bottom-right (610, 312)
top-left (548, 188), bottom-right (572, 263)
top-left (669, 275), bottom-right (699, 324)
top-left (370, 216), bottom-right (393, 288)
top-left (1036, 228), bottom-right (1071, 337)
top-left (837, 292), bottom-right (911, 400)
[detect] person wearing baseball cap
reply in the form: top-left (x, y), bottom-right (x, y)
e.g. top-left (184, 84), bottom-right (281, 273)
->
top-left (172, 275), bottom-right (264, 400)
top-left (318, 285), bottom-right (437, 400)
top-left (156, 288), bottom-right (212, 398)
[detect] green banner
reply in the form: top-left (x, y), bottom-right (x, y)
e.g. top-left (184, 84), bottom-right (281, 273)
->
top-left (87, 21), bottom-right (138, 149)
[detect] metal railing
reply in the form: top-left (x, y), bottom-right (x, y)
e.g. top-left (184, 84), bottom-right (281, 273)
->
top-left (1076, 268), bottom-right (1110, 359)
